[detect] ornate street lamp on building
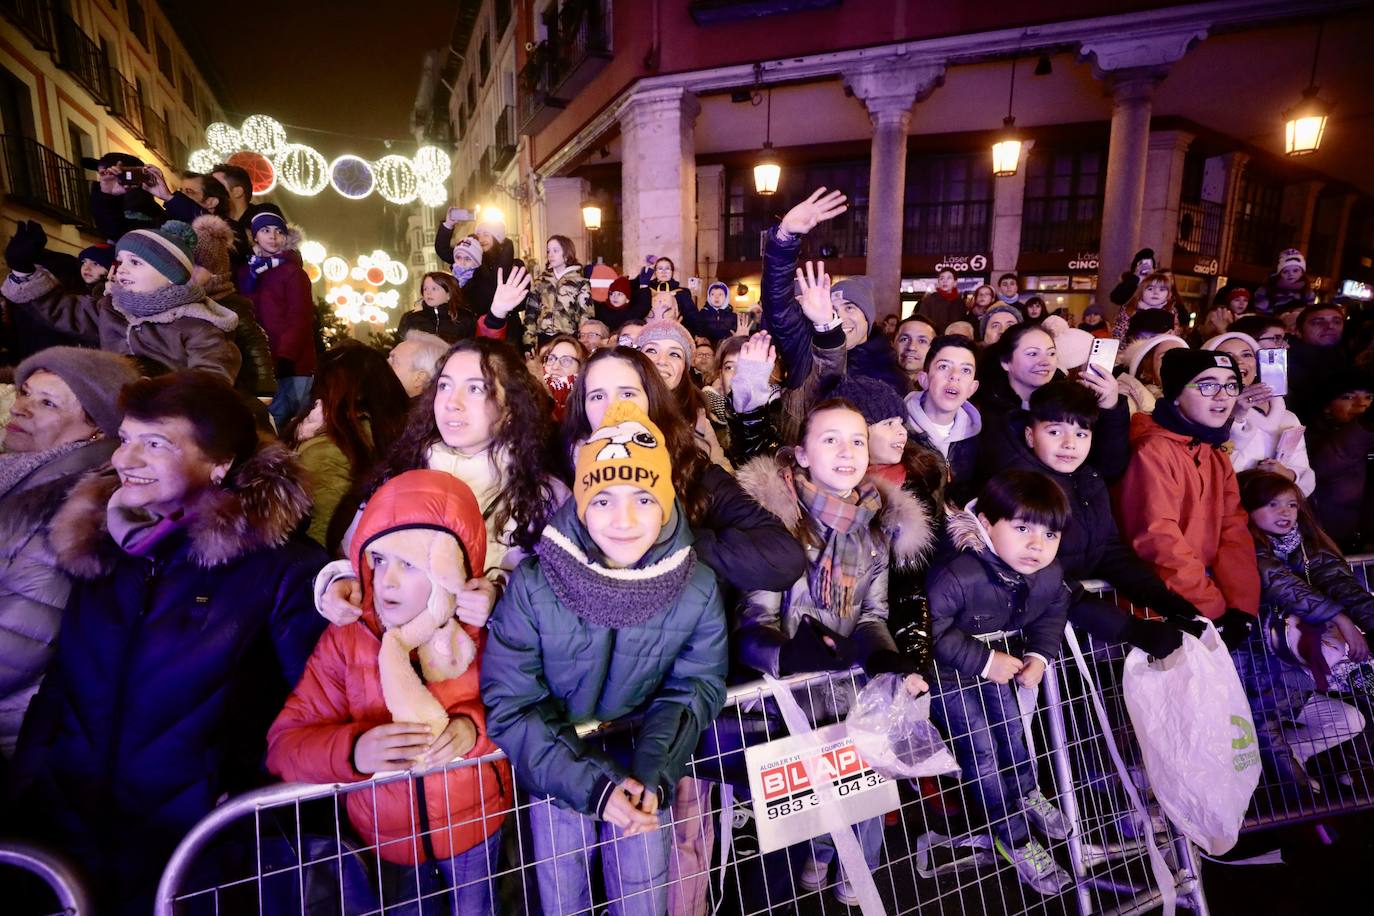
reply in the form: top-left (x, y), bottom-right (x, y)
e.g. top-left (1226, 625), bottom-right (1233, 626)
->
top-left (1284, 23), bottom-right (1329, 157)
top-left (582, 205), bottom-right (601, 261)
top-left (991, 57), bottom-right (1022, 177)
top-left (754, 88), bottom-right (781, 195)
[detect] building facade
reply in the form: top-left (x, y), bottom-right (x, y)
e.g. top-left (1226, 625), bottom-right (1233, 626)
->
top-left (430, 0), bottom-right (1373, 321)
top-left (0, 0), bottom-right (224, 258)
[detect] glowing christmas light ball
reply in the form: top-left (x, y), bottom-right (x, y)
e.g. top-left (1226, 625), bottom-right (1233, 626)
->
top-left (412, 145), bottom-right (451, 183)
top-left (362, 305), bottom-right (386, 324)
top-left (275, 144), bottom-right (329, 196)
top-left (383, 260), bottom-right (408, 286)
top-left (330, 155), bottom-right (375, 200)
top-left (370, 249), bottom-right (390, 263)
top-left (226, 151), bottom-right (276, 195)
top-left (206, 123), bottom-right (241, 155)
top-left (299, 240), bottom-right (327, 265)
top-left (187, 149), bottom-right (217, 173)
top-left (304, 262), bottom-right (322, 283)
top-left (374, 155), bottom-right (419, 204)
top-left (350, 266), bottom-right (366, 282)
top-left (322, 257), bottom-right (349, 282)
top-left (240, 115), bottom-right (288, 156)
top-left (365, 265), bottom-right (386, 286)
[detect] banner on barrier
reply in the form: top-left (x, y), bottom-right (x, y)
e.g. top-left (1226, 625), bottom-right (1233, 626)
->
top-left (744, 721), bottom-right (900, 853)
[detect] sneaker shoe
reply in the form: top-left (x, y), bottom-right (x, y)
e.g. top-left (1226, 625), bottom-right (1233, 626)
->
top-left (797, 857), bottom-right (827, 893)
top-left (996, 838), bottom-right (1072, 896)
top-left (1021, 789), bottom-right (1071, 841)
top-left (834, 876), bottom-right (859, 907)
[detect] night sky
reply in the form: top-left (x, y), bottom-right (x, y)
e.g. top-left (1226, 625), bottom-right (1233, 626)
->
top-left (165, 1), bottom-right (458, 258)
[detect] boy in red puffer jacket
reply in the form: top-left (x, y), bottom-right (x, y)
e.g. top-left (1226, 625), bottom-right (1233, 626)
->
top-left (236, 210), bottom-right (317, 429)
top-left (267, 470), bottom-right (510, 915)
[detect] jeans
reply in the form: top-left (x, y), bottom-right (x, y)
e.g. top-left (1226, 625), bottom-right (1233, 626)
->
top-left (529, 796), bottom-right (670, 916)
top-left (376, 830), bottom-right (502, 916)
top-left (932, 673), bottom-right (1039, 847)
top-left (269, 374), bottom-right (314, 430)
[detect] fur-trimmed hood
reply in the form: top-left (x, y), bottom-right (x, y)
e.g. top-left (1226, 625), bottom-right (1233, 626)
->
top-left (50, 438), bottom-right (312, 578)
top-left (944, 501), bottom-right (987, 555)
top-left (735, 452), bottom-right (934, 568)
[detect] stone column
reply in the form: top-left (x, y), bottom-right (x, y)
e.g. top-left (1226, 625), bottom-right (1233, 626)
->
top-left (1280, 180), bottom-right (1324, 254)
top-left (843, 60), bottom-right (946, 319)
top-left (1138, 130), bottom-right (1194, 262)
top-left (1081, 27), bottom-right (1206, 313)
top-left (696, 163), bottom-right (726, 281)
top-left (991, 139), bottom-right (1035, 276)
top-left (540, 176), bottom-right (590, 266)
top-left (618, 87), bottom-right (700, 280)
top-left (1094, 69), bottom-right (1165, 312)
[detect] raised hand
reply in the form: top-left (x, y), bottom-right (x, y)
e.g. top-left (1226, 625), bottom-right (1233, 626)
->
top-left (5, 220), bottom-right (48, 274)
top-left (794, 260), bottom-right (835, 326)
top-left (738, 331), bottom-right (776, 374)
top-left (490, 265), bottom-right (531, 319)
top-left (142, 164), bottom-right (172, 201)
top-left (780, 187), bottom-right (848, 236)
top-left (733, 309), bottom-right (751, 337)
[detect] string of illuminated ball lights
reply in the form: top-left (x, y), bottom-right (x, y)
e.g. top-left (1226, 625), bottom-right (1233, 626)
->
top-left (298, 240), bottom-right (411, 325)
top-left (185, 115), bottom-right (451, 206)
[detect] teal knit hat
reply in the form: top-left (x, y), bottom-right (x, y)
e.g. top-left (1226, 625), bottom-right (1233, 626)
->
top-left (115, 220), bottom-right (196, 284)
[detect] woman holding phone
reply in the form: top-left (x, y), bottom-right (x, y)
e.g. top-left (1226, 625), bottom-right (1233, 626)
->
top-left (1203, 331), bottom-right (1314, 494)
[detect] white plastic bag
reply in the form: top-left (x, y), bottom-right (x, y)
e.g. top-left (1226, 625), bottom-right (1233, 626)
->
top-left (1122, 621), bottom-right (1261, 855)
top-left (846, 674), bottom-right (960, 780)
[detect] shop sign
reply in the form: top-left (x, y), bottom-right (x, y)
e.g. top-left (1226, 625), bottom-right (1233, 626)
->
top-left (1193, 257), bottom-right (1219, 276)
top-left (934, 254), bottom-right (988, 274)
top-left (1066, 251), bottom-right (1100, 271)
top-left (1340, 279), bottom-right (1372, 300)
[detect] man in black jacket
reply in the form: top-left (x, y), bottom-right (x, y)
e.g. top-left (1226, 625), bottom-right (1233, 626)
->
top-left (1007, 381), bottom-right (1206, 657)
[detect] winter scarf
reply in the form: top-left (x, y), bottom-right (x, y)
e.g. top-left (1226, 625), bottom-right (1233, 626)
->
top-left (241, 254), bottom-right (284, 292)
top-left (533, 510), bottom-right (697, 628)
top-left (0, 440), bottom-right (85, 499)
top-left (451, 263), bottom-right (475, 287)
top-left (1269, 527), bottom-right (1305, 559)
top-left (796, 474), bottom-right (881, 617)
top-left (426, 443), bottom-right (502, 516)
top-left (106, 501), bottom-right (193, 558)
top-left (1151, 397), bottom-right (1233, 448)
top-left (110, 281), bottom-right (207, 319)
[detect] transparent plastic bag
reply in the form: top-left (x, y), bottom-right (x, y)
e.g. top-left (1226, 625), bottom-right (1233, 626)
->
top-left (846, 673), bottom-right (961, 779)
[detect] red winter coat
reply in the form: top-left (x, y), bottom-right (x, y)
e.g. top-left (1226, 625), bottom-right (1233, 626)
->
top-left (237, 249), bottom-right (318, 376)
top-left (1113, 413), bottom-right (1260, 620)
top-left (266, 470), bottom-right (510, 864)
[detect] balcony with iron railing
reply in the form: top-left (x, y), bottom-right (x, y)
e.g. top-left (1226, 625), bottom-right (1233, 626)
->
top-left (107, 70), bottom-right (145, 138)
top-left (491, 105), bottom-right (517, 171)
top-left (141, 105), bottom-right (168, 155)
top-left (53, 8), bottom-right (110, 105)
top-left (0, 0), bottom-right (55, 51)
top-left (519, 0), bottom-right (612, 135)
top-left (0, 133), bottom-right (90, 224)
top-left (902, 201), bottom-right (992, 257)
top-left (1175, 199), bottom-right (1223, 258)
top-left (1019, 196), bottom-right (1104, 255)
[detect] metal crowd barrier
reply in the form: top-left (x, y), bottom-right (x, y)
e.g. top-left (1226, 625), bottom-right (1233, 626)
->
top-left (0, 841), bottom-right (92, 915)
top-left (18, 554), bottom-right (1362, 916)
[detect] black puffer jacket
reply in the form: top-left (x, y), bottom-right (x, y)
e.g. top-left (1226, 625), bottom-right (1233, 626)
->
top-left (927, 509), bottom-right (1072, 678)
top-left (1000, 417), bottom-right (1198, 620)
top-left (9, 441), bottom-right (327, 914)
top-left (1255, 537), bottom-right (1374, 630)
top-left (695, 463), bottom-right (806, 594)
top-left (433, 227), bottom-right (522, 319)
top-left (397, 303), bottom-right (477, 343)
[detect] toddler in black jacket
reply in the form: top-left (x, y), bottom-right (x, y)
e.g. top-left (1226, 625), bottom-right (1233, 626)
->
top-left (928, 470), bottom-right (1074, 896)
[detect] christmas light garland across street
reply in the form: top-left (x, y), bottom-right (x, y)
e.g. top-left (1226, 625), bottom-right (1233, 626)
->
top-left (186, 115), bottom-right (452, 206)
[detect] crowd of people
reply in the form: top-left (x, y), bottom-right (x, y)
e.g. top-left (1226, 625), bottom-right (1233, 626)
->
top-left (0, 168), bottom-right (1372, 915)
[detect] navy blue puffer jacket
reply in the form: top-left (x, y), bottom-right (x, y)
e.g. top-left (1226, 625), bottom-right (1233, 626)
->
top-left (8, 441), bottom-right (326, 914)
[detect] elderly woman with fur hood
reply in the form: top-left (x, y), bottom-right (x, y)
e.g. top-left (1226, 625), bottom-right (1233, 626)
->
top-left (235, 210), bottom-right (317, 429)
top-left (8, 372), bottom-right (326, 914)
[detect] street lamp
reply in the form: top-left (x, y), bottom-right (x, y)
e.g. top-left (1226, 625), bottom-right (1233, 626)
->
top-left (581, 205), bottom-right (602, 231)
top-left (754, 88), bottom-right (781, 195)
top-left (992, 57), bottom-right (1022, 177)
top-left (1284, 23), bottom-right (1330, 157)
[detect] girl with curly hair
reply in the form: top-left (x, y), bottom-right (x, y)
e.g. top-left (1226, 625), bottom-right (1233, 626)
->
top-left (316, 337), bottom-right (568, 627)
